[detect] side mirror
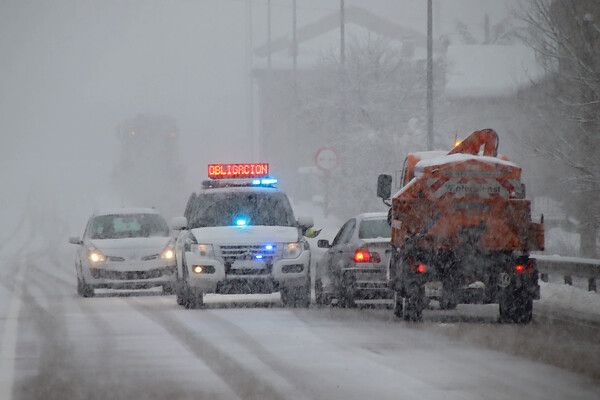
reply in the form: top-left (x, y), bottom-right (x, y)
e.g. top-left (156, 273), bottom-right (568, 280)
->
top-left (170, 216), bottom-right (188, 231)
top-left (69, 236), bottom-right (83, 245)
top-left (377, 174), bottom-right (392, 199)
top-left (297, 216), bottom-right (314, 231)
top-left (317, 239), bottom-right (330, 248)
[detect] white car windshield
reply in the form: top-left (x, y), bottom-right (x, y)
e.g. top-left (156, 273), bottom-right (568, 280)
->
top-left (88, 214), bottom-right (169, 239)
top-left (187, 191), bottom-right (296, 228)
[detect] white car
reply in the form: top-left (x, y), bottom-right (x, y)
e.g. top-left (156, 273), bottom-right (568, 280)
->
top-left (69, 208), bottom-right (176, 297)
top-left (172, 181), bottom-right (313, 309)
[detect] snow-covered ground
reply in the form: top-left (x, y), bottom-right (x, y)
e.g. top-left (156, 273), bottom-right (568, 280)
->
top-left (539, 281), bottom-right (600, 321)
top-left (1, 216), bottom-right (600, 399)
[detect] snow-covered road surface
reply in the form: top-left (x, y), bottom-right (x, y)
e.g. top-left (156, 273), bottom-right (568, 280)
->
top-left (0, 246), bottom-right (598, 400)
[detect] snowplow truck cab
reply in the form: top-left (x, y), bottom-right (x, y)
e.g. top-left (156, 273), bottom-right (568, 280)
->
top-left (377, 129), bottom-right (544, 323)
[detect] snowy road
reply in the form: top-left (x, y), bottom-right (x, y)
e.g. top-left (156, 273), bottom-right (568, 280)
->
top-left (1, 242), bottom-right (600, 400)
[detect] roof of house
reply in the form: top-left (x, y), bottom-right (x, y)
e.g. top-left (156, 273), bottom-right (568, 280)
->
top-left (444, 44), bottom-right (546, 98)
top-left (253, 6), bottom-right (432, 70)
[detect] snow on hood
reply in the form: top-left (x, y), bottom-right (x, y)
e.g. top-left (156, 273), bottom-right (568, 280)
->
top-left (191, 226), bottom-right (300, 245)
top-left (89, 236), bottom-right (171, 252)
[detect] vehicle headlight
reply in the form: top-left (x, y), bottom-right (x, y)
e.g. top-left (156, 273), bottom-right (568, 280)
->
top-left (87, 248), bottom-right (106, 263)
top-left (160, 245), bottom-right (175, 260)
top-left (192, 244), bottom-right (214, 258)
top-left (282, 242), bottom-right (303, 259)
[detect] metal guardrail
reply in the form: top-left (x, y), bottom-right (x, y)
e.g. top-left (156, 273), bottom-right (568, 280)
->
top-left (533, 255), bottom-right (600, 292)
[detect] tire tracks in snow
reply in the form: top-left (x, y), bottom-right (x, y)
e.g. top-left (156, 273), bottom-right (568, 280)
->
top-left (129, 299), bottom-right (288, 400)
top-left (185, 309), bottom-right (319, 400)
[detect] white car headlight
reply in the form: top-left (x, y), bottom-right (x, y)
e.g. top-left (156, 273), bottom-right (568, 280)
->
top-left (192, 244), bottom-right (214, 258)
top-left (160, 245), bottom-right (175, 260)
top-left (87, 248), bottom-right (106, 263)
top-left (282, 242), bottom-right (303, 259)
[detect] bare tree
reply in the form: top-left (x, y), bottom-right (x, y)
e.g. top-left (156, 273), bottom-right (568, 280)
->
top-left (521, 0), bottom-right (600, 257)
top-left (295, 36), bottom-right (441, 216)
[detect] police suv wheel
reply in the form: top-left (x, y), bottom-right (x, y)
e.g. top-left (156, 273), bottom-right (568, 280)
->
top-left (183, 283), bottom-right (204, 309)
top-left (77, 276), bottom-right (94, 298)
top-left (281, 282), bottom-right (310, 308)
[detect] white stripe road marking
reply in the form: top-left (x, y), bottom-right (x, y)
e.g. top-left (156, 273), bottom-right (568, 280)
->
top-left (0, 262), bottom-right (27, 400)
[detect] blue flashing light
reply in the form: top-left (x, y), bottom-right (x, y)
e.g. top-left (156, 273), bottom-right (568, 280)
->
top-left (235, 218), bottom-right (248, 226)
top-left (264, 244), bottom-right (274, 251)
top-left (261, 178), bottom-right (278, 185)
top-left (251, 177), bottom-right (278, 186)
top-left (255, 254), bottom-right (263, 260)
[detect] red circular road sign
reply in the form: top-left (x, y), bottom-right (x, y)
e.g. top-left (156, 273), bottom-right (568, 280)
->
top-left (315, 147), bottom-right (339, 171)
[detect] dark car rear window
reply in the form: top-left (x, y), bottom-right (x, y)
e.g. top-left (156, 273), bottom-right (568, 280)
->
top-left (358, 218), bottom-right (391, 239)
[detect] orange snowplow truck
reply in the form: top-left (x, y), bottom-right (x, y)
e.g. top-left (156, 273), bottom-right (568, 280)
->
top-left (377, 129), bottom-right (544, 323)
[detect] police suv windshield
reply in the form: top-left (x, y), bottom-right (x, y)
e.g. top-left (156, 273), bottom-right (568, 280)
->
top-left (187, 191), bottom-right (296, 228)
top-left (88, 214), bottom-right (170, 239)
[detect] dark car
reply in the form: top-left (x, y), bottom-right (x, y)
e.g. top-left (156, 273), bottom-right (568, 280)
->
top-left (314, 212), bottom-right (392, 307)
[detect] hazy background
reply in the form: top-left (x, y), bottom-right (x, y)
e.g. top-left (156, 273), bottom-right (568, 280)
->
top-left (0, 0), bottom-right (519, 237)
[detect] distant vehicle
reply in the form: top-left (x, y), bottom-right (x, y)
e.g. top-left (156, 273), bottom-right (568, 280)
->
top-left (172, 163), bottom-right (314, 309)
top-left (69, 208), bottom-right (177, 297)
top-left (315, 212), bottom-right (392, 307)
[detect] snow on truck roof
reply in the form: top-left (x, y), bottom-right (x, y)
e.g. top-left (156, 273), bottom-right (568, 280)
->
top-left (415, 153), bottom-right (519, 170)
top-left (93, 207), bottom-right (160, 216)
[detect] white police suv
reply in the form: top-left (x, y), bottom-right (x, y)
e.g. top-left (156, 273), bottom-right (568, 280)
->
top-left (172, 163), bottom-right (313, 309)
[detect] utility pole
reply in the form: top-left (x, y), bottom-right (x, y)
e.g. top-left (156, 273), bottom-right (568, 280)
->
top-left (245, 0), bottom-right (257, 159)
top-left (267, 0), bottom-right (272, 70)
top-left (292, 0), bottom-right (298, 73)
top-left (340, 0), bottom-right (345, 64)
top-left (426, 0), bottom-right (434, 150)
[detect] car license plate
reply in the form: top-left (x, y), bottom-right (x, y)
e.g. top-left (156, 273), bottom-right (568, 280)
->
top-left (231, 260), bottom-right (266, 270)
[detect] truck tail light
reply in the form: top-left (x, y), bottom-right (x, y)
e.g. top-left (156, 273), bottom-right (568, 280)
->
top-left (515, 264), bottom-right (525, 273)
top-left (416, 263), bottom-right (427, 273)
top-left (515, 259), bottom-right (536, 274)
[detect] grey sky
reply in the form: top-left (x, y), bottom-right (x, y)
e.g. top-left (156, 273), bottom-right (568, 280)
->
top-left (0, 0), bottom-right (518, 229)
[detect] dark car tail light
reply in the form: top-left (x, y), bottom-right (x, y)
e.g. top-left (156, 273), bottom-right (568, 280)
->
top-left (354, 248), bottom-right (372, 263)
top-left (353, 248), bottom-right (382, 263)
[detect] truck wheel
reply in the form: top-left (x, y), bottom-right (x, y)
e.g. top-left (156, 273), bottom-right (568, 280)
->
top-left (393, 291), bottom-right (403, 318)
top-left (403, 286), bottom-right (425, 322)
top-left (281, 282), bottom-right (310, 308)
top-left (77, 276), bottom-right (94, 298)
top-left (499, 286), bottom-right (532, 324)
